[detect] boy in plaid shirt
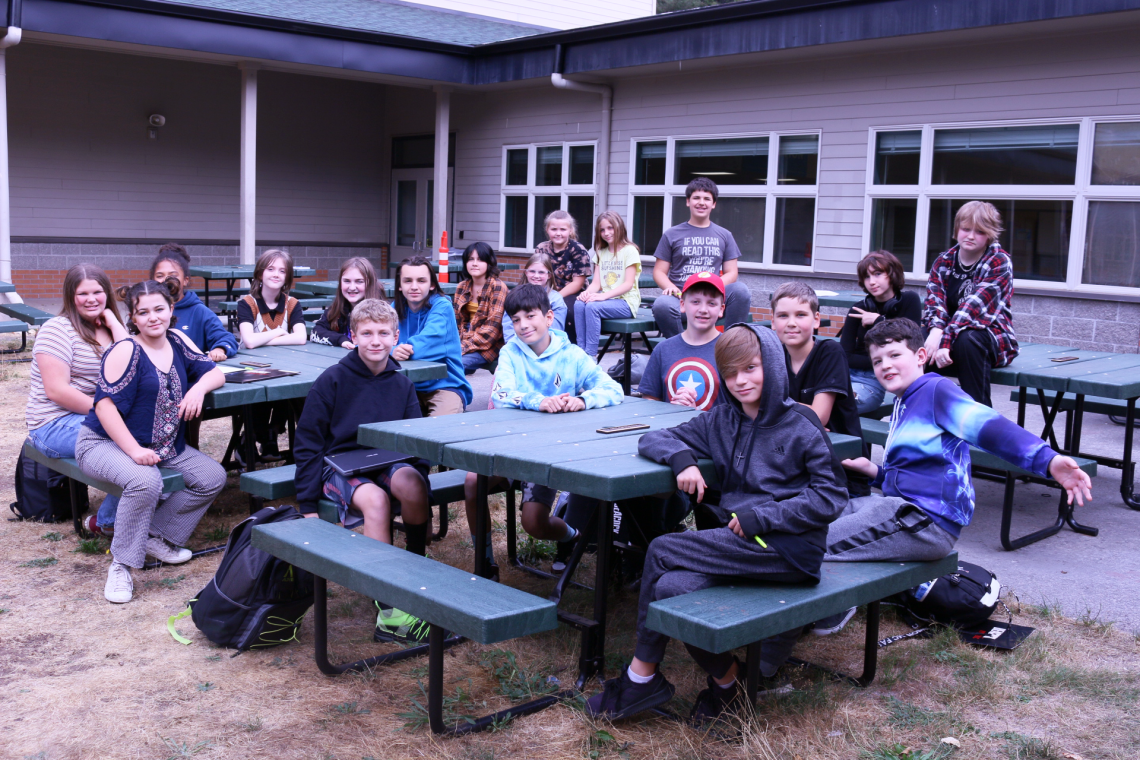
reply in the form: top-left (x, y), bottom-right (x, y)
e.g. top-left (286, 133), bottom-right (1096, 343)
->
top-left (922, 201), bottom-right (1018, 406)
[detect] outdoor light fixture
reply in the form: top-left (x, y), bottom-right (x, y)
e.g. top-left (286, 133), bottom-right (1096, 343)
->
top-left (148, 113), bottom-right (165, 139)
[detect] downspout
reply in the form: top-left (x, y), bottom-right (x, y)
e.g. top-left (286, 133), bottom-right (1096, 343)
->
top-left (0, 2), bottom-right (21, 303)
top-left (551, 44), bottom-right (611, 217)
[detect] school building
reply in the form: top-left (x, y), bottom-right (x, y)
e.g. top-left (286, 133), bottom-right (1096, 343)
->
top-left (2, 0), bottom-right (1139, 350)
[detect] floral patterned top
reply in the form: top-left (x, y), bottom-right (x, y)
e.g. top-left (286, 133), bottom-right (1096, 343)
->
top-left (535, 239), bottom-right (592, 291)
top-left (82, 332), bottom-right (216, 459)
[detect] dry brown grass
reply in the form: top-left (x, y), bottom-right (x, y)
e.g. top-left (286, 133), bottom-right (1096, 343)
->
top-left (1, 342), bottom-right (1138, 760)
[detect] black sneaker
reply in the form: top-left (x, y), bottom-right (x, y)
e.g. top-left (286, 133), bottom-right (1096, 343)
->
top-left (811, 606), bottom-right (857, 636)
top-left (690, 675), bottom-right (745, 726)
top-left (552, 539), bottom-right (575, 573)
top-left (585, 667), bottom-right (675, 720)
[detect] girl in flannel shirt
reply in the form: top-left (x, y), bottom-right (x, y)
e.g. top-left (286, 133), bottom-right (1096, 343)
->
top-left (922, 201), bottom-right (1018, 406)
top-left (453, 242), bottom-right (508, 375)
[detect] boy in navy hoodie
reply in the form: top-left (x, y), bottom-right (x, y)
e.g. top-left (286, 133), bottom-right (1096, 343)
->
top-left (293, 298), bottom-right (434, 644)
top-left (586, 324), bottom-right (848, 724)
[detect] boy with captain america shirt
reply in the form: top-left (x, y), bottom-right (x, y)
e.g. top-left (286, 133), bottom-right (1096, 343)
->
top-left (638, 271), bottom-right (726, 411)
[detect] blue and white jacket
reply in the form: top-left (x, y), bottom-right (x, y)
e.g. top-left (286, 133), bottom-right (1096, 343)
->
top-left (491, 329), bottom-right (623, 411)
top-left (873, 373), bottom-right (1058, 537)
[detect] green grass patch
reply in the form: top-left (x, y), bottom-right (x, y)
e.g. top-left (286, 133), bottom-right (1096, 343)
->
top-left (19, 557), bottom-right (57, 568)
top-left (41, 532), bottom-right (63, 542)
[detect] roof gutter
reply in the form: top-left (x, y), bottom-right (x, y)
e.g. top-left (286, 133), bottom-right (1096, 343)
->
top-left (550, 44), bottom-right (611, 219)
top-left (0, 0), bottom-right (20, 297)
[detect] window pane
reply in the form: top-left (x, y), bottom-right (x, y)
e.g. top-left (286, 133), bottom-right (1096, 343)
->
top-left (635, 142), bottom-right (666, 185)
top-left (674, 137), bottom-right (768, 186)
top-left (567, 196), bottom-right (594, 240)
top-left (506, 149), bottom-right (528, 186)
top-left (569, 145), bottom-right (595, 185)
top-left (632, 196), bottom-right (664, 255)
top-left (926, 199), bottom-right (1071, 282)
top-left (533, 195), bottom-right (562, 248)
top-left (670, 196), bottom-right (765, 264)
top-left (503, 196), bottom-right (528, 248)
top-left (536, 146), bottom-right (563, 187)
top-left (932, 125), bottom-right (1078, 185)
top-left (777, 135), bottom-right (818, 185)
top-left (870, 198), bottom-right (918, 270)
top-left (774, 198), bottom-right (815, 266)
top-left (396, 180), bottom-right (417, 247)
top-left (1083, 201), bottom-right (1140, 287)
top-left (874, 130), bottom-right (921, 185)
top-left (1091, 122), bottom-right (1140, 186)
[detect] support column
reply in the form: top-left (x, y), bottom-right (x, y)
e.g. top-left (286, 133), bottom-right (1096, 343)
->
top-left (0, 26), bottom-right (22, 301)
top-left (239, 63), bottom-right (258, 266)
top-left (432, 86), bottom-right (450, 259)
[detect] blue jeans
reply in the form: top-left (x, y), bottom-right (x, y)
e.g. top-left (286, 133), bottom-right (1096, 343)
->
top-left (574, 298), bottom-right (634, 358)
top-left (850, 368), bottom-right (886, 415)
top-left (462, 352), bottom-right (491, 375)
top-left (29, 413), bottom-right (119, 527)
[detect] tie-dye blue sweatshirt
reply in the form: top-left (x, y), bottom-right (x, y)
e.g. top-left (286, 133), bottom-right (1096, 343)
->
top-left (491, 329), bottom-right (624, 410)
top-left (874, 373), bottom-right (1058, 538)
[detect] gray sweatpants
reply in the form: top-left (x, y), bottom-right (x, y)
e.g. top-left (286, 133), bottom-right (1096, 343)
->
top-left (76, 427), bottom-right (227, 569)
top-left (634, 528), bottom-right (810, 679)
top-left (825, 495), bottom-right (956, 562)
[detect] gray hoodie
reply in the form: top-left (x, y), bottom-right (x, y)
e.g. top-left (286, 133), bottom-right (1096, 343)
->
top-left (637, 325), bottom-right (848, 580)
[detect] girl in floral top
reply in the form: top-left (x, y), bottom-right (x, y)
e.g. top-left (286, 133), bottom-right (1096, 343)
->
top-left (76, 279), bottom-right (226, 605)
top-left (534, 209), bottom-right (592, 344)
top-left (453, 242), bottom-right (508, 374)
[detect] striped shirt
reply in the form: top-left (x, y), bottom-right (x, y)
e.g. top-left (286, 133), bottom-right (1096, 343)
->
top-left (26, 316), bottom-right (104, 430)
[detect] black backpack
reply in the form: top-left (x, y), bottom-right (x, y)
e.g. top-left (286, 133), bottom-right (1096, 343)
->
top-left (189, 505), bottom-right (314, 651)
top-left (9, 447), bottom-right (89, 524)
top-left (902, 561), bottom-right (1001, 629)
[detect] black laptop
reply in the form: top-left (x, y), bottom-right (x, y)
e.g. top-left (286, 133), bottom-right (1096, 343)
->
top-left (324, 448), bottom-right (416, 477)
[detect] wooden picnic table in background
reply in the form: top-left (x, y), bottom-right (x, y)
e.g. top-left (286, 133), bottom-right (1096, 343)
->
top-left (189, 264), bottom-right (316, 306)
top-left (358, 399), bottom-right (862, 689)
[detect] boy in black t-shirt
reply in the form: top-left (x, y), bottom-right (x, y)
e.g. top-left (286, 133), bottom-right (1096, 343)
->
top-left (771, 282), bottom-right (867, 496)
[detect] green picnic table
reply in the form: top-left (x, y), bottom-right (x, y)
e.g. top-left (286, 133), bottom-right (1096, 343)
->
top-left (386, 261), bottom-right (518, 275)
top-left (813, 290), bottom-right (865, 309)
top-left (301, 279), bottom-right (459, 298)
top-left (1000, 344), bottom-right (1140, 511)
top-left (189, 264), bottom-right (316, 306)
top-left (357, 401), bottom-right (863, 688)
top-left (0, 280), bottom-right (15, 293)
top-left (204, 344), bottom-right (445, 496)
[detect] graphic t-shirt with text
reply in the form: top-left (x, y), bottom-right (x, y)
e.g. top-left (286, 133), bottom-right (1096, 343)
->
top-left (653, 221), bottom-right (742, 289)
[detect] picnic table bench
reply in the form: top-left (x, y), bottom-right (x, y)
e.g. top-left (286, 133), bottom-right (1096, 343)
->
top-left (20, 442), bottom-right (221, 567)
top-left (189, 264), bottom-right (315, 306)
top-left (251, 518), bottom-right (559, 736)
top-left (0, 302), bottom-right (54, 327)
top-left (648, 552), bottom-right (959, 703)
top-left (859, 417), bottom-right (1097, 550)
top-left (0, 318), bottom-right (29, 354)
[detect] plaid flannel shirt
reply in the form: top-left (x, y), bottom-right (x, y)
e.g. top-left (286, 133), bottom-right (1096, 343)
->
top-left (454, 276), bottom-right (507, 362)
top-left (922, 242), bottom-right (1019, 367)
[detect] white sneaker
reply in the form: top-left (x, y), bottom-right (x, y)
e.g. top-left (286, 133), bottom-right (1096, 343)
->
top-left (811, 606), bottom-right (858, 636)
top-left (145, 536), bottom-right (193, 565)
top-left (104, 561), bottom-right (134, 604)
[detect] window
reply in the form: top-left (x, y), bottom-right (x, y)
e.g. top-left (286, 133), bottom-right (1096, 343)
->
top-left (499, 143), bottom-right (596, 251)
top-left (630, 133), bottom-right (819, 267)
top-left (865, 119), bottom-right (1140, 293)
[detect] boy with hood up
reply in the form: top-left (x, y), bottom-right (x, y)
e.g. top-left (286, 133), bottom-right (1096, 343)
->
top-left (586, 324), bottom-right (849, 724)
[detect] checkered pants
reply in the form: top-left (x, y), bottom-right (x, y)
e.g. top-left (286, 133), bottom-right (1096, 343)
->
top-left (75, 427), bottom-right (227, 569)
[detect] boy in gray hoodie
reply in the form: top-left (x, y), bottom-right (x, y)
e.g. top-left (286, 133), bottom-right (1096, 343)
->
top-left (586, 324), bottom-right (849, 724)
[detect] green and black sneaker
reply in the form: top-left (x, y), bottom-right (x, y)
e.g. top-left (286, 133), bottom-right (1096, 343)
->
top-left (373, 602), bottom-right (436, 644)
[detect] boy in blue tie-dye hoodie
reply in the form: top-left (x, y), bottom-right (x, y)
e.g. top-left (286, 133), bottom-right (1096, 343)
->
top-left (463, 284), bottom-right (623, 577)
top-left (829, 318), bottom-right (1091, 564)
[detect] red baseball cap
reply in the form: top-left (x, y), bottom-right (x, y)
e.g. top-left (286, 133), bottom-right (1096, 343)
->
top-left (681, 271), bottom-right (725, 296)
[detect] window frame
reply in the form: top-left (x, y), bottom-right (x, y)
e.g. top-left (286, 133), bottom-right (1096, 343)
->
top-left (499, 141), bottom-right (598, 253)
top-left (862, 116), bottom-right (1140, 295)
top-left (627, 131), bottom-right (821, 272)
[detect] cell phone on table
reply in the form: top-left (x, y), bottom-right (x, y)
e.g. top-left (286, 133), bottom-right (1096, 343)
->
top-left (241, 360), bottom-right (271, 368)
top-left (1050, 356), bottom-right (1079, 363)
top-left (596, 423), bottom-right (651, 434)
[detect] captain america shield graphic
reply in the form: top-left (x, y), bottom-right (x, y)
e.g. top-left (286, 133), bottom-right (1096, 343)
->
top-left (665, 358), bottom-right (719, 410)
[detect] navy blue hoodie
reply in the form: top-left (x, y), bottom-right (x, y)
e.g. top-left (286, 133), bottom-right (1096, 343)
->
top-left (293, 350), bottom-right (427, 514)
top-left (173, 291), bottom-right (239, 358)
top-left (637, 325), bottom-right (849, 580)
